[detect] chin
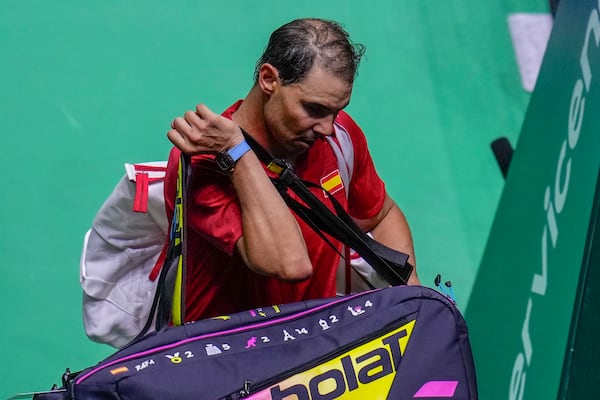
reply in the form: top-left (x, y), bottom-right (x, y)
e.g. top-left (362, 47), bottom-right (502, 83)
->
top-left (291, 143), bottom-right (312, 156)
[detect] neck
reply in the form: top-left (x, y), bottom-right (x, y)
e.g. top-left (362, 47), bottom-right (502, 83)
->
top-left (231, 86), bottom-right (299, 165)
top-left (231, 87), bottom-right (271, 152)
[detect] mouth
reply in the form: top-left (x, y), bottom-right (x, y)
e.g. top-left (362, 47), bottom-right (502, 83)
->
top-left (297, 136), bottom-right (316, 147)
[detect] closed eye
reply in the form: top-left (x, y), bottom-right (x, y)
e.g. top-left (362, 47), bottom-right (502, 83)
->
top-left (303, 102), bottom-right (332, 119)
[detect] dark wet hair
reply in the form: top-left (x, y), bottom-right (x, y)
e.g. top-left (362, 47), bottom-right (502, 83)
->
top-left (253, 18), bottom-right (366, 85)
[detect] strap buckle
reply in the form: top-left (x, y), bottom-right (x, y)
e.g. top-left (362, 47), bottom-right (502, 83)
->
top-left (267, 158), bottom-right (296, 185)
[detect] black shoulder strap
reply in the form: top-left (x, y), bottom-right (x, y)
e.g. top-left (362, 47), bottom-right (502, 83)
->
top-left (242, 130), bottom-right (413, 286)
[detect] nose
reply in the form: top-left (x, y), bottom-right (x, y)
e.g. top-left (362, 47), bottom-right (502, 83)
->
top-left (313, 116), bottom-right (335, 137)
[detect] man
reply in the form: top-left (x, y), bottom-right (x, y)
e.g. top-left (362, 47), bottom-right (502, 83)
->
top-left (165, 18), bottom-right (419, 322)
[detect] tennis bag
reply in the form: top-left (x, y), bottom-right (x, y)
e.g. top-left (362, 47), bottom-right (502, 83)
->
top-left (34, 285), bottom-right (477, 399)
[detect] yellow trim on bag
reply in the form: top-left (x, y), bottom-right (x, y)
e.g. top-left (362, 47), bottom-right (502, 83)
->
top-left (171, 156), bottom-right (185, 326)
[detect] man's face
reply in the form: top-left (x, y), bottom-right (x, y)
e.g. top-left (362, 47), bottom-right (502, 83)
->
top-left (263, 66), bottom-right (353, 159)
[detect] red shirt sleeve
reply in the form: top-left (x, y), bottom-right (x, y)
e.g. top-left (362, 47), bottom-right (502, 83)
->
top-left (335, 111), bottom-right (387, 220)
top-left (164, 147), bottom-right (243, 256)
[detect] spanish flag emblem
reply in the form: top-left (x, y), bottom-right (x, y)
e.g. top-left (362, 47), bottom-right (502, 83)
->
top-left (320, 169), bottom-right (344, 197)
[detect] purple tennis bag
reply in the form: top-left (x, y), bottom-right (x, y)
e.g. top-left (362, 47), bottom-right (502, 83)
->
top-left (34, 285), bottom-right (477, 399)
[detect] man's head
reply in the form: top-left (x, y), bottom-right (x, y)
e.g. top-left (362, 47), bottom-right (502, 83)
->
top-left (248, 18), bottom-right (364, 160)
top-left (254, 18), bottom-right (365, 85)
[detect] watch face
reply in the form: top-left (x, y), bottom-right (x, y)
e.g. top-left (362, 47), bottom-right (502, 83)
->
top-left (215, 152), bottom-right (235, 173)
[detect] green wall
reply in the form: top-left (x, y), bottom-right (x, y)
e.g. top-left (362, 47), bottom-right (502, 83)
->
top-left (466, 0), bottom-right (600, 398)
top-left (0, 0), bottom-right (545, 397)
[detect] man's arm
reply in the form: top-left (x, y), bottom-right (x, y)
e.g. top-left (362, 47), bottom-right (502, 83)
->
top-left (168, 104), bottom-right (312, 281)
top-left (354, 194), bottom-right (420, 285)
top-left (230, 149), bottom-right (312, 281)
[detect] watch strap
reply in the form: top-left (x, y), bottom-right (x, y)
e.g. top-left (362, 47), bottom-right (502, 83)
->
top-left (227, 140), bottom-right (251, 162)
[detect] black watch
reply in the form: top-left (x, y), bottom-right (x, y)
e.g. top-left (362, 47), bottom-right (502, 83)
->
top-left (215, 140), bottom-right (251, 174)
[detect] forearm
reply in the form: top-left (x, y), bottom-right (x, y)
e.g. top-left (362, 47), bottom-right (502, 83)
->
top-left (369, 195), bottom-right (420, 285)
top-left (231, 150), bottom-right (312, 281)
top-left (167, 104), bottom-right (312, 281)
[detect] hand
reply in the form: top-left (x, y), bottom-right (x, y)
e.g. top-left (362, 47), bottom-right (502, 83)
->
top-left (167, 104), bottom-right (244, 155)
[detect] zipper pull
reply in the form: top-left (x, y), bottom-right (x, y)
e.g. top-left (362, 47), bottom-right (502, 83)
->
top-left (61, 368), bottom-right (73, 388)
top-left (133, 172), bottom-right (150, 213)
top-left (434, 274), bottom-right (456, 304)
top-left (240, 380), bottom-right (252, 397)
top-left (228, 380), bottom-right (252, 399)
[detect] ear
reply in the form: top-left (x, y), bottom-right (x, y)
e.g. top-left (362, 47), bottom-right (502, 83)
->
top-left (258, 63), bottom-right (280, 94)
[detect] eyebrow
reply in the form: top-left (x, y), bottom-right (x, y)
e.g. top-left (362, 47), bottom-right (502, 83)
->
top-left (304, 100), bottom-right (349, 115)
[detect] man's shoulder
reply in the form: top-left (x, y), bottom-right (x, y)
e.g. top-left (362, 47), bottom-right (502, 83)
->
top-left (221, 100), bottom-right (243, 119)
top-left (334, 110), bottom-right (370, 154)
top-left (335, 110), bottom-right (363, 135)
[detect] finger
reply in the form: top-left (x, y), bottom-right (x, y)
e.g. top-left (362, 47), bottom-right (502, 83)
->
top-left (195, 103), bottom-right (214, 119)
top-left (172, 116), bottom-right (191, 132)
top-left (184, 110), bottom-right (202, 127)
top-left (167, 128), bottom-right (187, 149)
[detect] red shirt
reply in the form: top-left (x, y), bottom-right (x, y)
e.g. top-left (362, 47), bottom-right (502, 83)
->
top-left (165, 101), bottom-right (386, 321)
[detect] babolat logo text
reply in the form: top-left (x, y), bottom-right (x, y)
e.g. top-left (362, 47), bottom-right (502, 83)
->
top-left (268, 320), bottom-right (415, 400)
